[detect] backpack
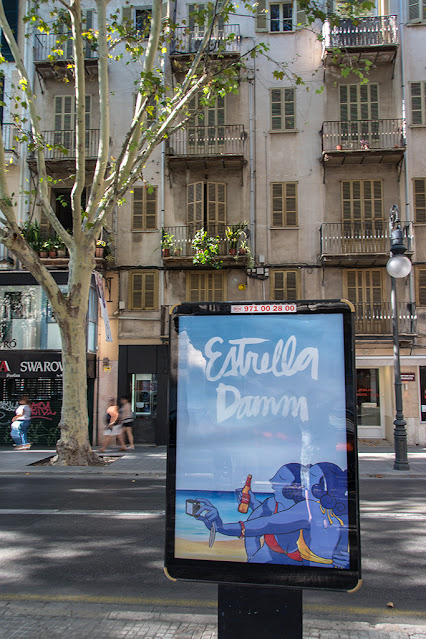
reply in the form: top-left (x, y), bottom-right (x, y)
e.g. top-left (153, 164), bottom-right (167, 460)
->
top-left (105, 412), bottom-right (111, 425)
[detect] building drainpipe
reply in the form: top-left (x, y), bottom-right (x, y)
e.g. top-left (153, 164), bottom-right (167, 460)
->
top-left (397, 0), bottom-right (415, 309)
top-left (248, 75), bottom-right (255, 261)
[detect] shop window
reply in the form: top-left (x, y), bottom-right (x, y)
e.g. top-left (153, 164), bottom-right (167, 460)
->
top-left (132, 373), bottom-right (157, 416)
top-left (356, 368), bottom-right (381, 431)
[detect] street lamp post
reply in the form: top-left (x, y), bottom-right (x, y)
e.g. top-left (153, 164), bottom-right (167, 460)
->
top-left (386, 205), bottom-right (411, 470)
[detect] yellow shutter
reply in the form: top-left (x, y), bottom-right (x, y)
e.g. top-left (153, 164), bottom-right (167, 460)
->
top-left (130, 272), bottom-right (157, 310)
top-left (272, 270), bottom-right (299, 300)
top-left (414, 179), bottom-right (426, 223)
top-left (132, 187), bottom-right (144, 231)
top-left (272, 183), bottom-right (284, 226)
top-left (207, 182), bottom-right (226, 232)
top-left (417, 268), bottom-right (426, 306)
top-left (186, 272), bottom-right (224, 302)
top-left (132, 186), bottom-right (157, 230)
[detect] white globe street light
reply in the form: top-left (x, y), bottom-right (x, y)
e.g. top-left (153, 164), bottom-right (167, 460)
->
top-left (387, 205), bottom-right (411, 471)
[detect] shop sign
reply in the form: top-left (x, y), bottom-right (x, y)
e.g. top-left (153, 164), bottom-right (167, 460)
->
top-left (0, 352), bottom-right (63, 378)
top-left (401, 373), bottom-right (415, 382)
top-left (166, 301), bottom-right (361, 592)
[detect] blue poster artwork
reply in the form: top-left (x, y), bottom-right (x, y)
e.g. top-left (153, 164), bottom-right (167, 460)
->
top-left (175, 313), bottom-right (350, 569)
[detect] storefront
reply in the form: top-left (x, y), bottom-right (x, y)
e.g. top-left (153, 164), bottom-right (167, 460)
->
top-left (118, 345), bottom-right (168, 445)
top-left (0, 351), bottom-right (96, 446)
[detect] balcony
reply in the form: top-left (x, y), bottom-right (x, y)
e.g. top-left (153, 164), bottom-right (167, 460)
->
top-left (354, 302), bottom-right (416, 338)
top-left (320, 221), bottom-right (413, 266)
top-left (33, 33), bottom-right (98, 79)
top-left (1, 123), bottom-right (19, 160)
top-left (166, 124), bottom-right (245, 170)
top-left (321, 119), bottom-right (405, 166)
top-left (170, 25), bottom-right (241, 71)
top-left (161, 225), bottom-right (250, 267)
top-left (322, 16), bottom-right (399, 67)
top-left (28, 129), bottom-right (100, 176)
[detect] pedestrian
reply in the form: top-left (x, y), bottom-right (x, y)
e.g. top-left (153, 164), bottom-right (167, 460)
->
top-left (11, 396), bottom-right (32, 450)
top-left (100, 398), bottom-right (127, 453)
top-left (119, 396), bottom-right (135, 449)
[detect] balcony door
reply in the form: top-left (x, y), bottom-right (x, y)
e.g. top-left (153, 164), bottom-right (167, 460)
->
top-left (344, 269), bottom-right (387, 334)
top-left (187, 93), bottom-right (225, 154)
top-left (187, 181), bottom-right (227, 243)
top-left (341, 180), bottom-right (386, 253)
top-left (339, 84), bottom-right (380, 148)
top-left (53, 95), bottom-right (91, 157)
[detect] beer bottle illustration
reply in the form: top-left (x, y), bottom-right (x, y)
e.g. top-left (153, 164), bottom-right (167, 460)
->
top-left (238, 474), bottom-right (252, 514)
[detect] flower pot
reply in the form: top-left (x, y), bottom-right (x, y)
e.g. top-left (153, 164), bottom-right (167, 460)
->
top-left (173, 247), bottom-right (182, 256)
top-left (239, 248), bottom-right (247, 255)
top-left (95, 247), bottom-right (104, 257)
top-left (48, 250), bottom-right (57, 258)
top-left (336, 144), bottom-right (342, 150)
top-left (57, 249), bottom-right (67, 258)
top-left (229, 248), bottom-right (237, 255)
top-left (39, 251), bottom-right (48, 258)
top-left (162, 248), bottom-right (170, 257)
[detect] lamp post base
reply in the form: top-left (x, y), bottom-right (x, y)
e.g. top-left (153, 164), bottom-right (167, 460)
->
top-left (394, 425), bottom-right (410, 471)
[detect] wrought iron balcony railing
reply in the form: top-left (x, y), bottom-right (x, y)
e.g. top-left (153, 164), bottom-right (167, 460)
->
top-left (33, 33), bottom-right (98, 61)
top-left (30, 129), bottom-right (100, 161)
top-left (320, 221), bottom-right (414, 257)
top-left (354, 302), bottom-right (416, 336)
top-left (323, 15), bottom-right (399, 49)
top-left (167, 124), bottom-right (245, 157)
top-left (161, 225), bottom-right (249, 258)
top-left (171, 25), bottom-right (241, 55)
top-left (322, 119), bottom-right (405, 153)
top-left (1, 123), bottom-right (18, 153)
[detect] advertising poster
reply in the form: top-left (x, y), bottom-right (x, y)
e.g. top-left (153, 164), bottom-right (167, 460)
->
top-left (166, 301), bottom-right (361, 590)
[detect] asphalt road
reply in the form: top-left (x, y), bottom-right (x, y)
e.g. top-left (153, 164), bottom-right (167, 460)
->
top-left (0, 476), bottom-right (425, 626)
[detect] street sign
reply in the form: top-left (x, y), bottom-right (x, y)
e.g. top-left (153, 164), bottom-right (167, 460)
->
top-left (165, 300), bottom-right (361, 591)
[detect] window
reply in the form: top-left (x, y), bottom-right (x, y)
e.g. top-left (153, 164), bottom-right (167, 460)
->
top-left (271, 182), bottom-right (297, 226)
top-left (186, 271), bottom-right (226, 302)
top-left (413, 179), bottom-right (426, 222)
top-left (416, 268), bottom-right (426, 306)
top-left (129, 271), bottom-right (158, 310)
top-left (341, 180), bottom-right (383, 223)
top-left (132, 373), bottom-right (157, 416)
top-left (122, 5), bottom-right (152, 37)
top-left (408, 0), bottom-right (426, 23)
top-left (132, 186), bottom-right (157, 231)
top-left (410, 82), bottom-right (426, 126)
top-left (187, 92), bottom-right (226, 154)
top-left (270, 88), bottom-right (296, 131)
top-left (271, 270), bottom-right (299, 300)
top-left (339, 84), bottom-right (379, 146)
top-left (344, 269), bottom-right (386, 333)
top-left (270, 2), bottom-right (293, 31)
top-left (187, 182), bottom-right (226, 234)
top-left (1, 0), bottom-right (18, 62)
top-left (53, 95), bottom-right (92, 156)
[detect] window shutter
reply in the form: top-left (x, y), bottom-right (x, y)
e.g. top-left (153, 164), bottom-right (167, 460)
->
top-left (418, 268), bottom-right (426, 305)
top-left (271, 89), bottom-right (282, 131)
top-left (284, 88), bottom-right (295, 130)
top-left (408, 0), bottom-right (420, 21)
top-left (132, 273), bottom-right (143, 309)
top-left (187, 272), bottom-right (224, 302)
top-left (130, 272), bottom-right (157, 310)
top-left (272, 183), bottom-right (284, 226)
top-left (207, 182), bottom-right (226, 231)
top-left (285, 183), bottom-right (297, 226)
top-left (414, 179), bottom-right (426, 223)
top-left (273, 271), bottom-right (298, 300)
top-left (143, 273), bottom-right (155, 309)
top-left (132, 187), bottom-right (144, 231)
top-left (187, 182), bottom-right (204, 231)
top-left (410, 82), bottom-right (424, 125)
top-left (145, 188), bottom-right (157, 229)
top-left (122, 7), bottom-right (132, 23)
top-left (162, 0), bottom-right (168, 20)
top-left (296, 1), bottom-right (307, 28)
top-left (256, 0), bottom-right (268, 31)
top-left (271, 183), bottom-right (297, 226)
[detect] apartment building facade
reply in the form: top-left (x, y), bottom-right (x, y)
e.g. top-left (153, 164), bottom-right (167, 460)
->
top-left (1, 0), bottom-right (426, 448)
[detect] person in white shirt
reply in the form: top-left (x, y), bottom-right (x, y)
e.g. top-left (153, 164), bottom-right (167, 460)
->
top-left (11, 396), bottom-right (32, 450)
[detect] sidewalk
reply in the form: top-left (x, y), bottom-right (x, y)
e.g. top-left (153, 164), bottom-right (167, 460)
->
top-left (0, 599), bottom-right (425, 639)
top-left (0, 440), bottom-right (426, 477)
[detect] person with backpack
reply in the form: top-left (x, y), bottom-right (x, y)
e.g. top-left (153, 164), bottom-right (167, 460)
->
top-left (100, 398), bottom-right (126, 453)
top-left (119, 396), bottom-right (135, 449)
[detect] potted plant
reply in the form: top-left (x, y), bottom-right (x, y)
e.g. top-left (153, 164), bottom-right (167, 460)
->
top-left (55, 234), bottom-right (67, 258)
top-left (225, 222), bottom-right (247, 255)
top-left (238, 239), bottom-right (248, 255)
top-left (191, 228), bottom-right (222, 269)
top-left (161, 232), bottom-right (174, 257)
top-left (20, 219), bottom-right (42, 253)
top-left (95, 239), bottom-right (106, 257)
top-left (42, 238), bottom-right (57, 258)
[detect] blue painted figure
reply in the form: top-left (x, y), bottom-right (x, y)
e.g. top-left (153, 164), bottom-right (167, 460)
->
top-left (194, 462), bottom-right (349, 569)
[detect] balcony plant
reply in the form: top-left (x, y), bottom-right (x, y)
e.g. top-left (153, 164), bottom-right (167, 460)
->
top-left (192, 228), bottom-right (222, 269)
top-left (225, 221), bottom-right (248, 255)
top-left (55, 234), bottom-right (67, 258)
top-left (19, 219), bottom-right (42, 253)
top-left (95, 239), bottom-right (106, 257)
top-left (42, 238), bottom-right (57, 258)
top-left (161, 232), bottom-right (175, 257)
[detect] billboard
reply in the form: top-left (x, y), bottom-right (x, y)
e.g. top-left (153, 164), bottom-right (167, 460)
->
top-left (165, 301), bottom-right (361, 591)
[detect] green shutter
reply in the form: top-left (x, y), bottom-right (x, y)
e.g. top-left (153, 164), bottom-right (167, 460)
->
top-left (256, 0), bottom-right (268, 31)
top-left (411, 82), bottom-right (424, 125)
top-left (414, 179), bottom-right (426, 223)
top-left (408, 0), bottom-right (420, 21)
